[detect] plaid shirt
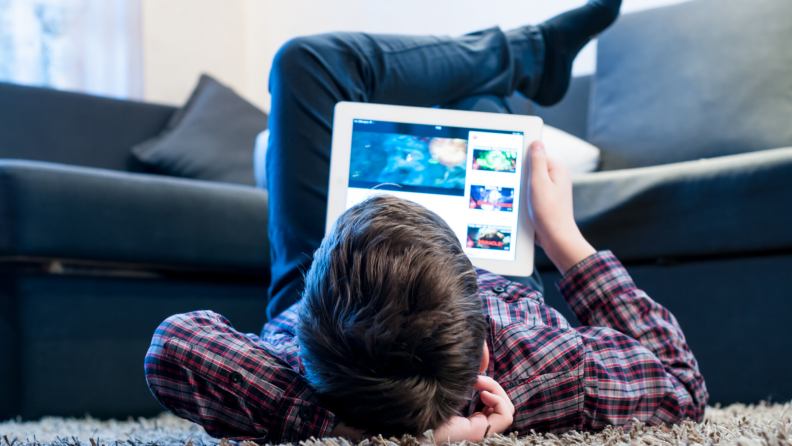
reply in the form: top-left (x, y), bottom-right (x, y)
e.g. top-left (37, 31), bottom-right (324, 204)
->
top-left (145, 251), bottom-right (707, 443)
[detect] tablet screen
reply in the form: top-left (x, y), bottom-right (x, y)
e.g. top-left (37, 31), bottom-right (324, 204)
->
top-left (346, 119), bottom-right (525, 261)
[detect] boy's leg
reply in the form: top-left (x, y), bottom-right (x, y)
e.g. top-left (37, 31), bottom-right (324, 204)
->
top-left (265, 27), bottom-right (545, 319)
top-left (265, 1), bottom-right (621, 319)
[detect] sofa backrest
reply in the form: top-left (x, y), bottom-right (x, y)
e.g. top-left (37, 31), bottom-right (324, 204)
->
top-left (0, 76), bottom-right (595, 174)
top-left (0, 82), bottom-right (176, 172)
top-left (499, 75), bottom-right (592, 141)
top-left (530, 75), bottom-right (592, 142)
top-left (589, 0), bottom-right (792, 171)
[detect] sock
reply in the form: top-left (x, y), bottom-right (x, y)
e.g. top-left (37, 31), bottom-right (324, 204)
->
top-left (530, 0), bottom-right (622, 106)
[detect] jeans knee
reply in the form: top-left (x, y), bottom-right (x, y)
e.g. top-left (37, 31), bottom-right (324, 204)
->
top-left (270, 35), bottom-right (335, 92)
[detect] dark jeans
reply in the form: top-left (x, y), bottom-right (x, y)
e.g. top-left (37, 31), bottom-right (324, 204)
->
top-left (263, 26), bottom-right (546, 321)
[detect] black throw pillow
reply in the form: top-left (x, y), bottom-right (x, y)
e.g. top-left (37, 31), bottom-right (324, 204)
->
top-left (132, 74), bottom-right (267, 186)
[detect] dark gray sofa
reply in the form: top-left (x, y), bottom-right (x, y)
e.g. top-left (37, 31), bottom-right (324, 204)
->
top-left (0, 82), bottom-right (272, 420)
top-left (1, 0), bottom-right (791, 422)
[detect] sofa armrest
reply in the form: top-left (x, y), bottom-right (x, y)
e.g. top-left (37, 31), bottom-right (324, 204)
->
top-left (0, 160), bottom-right (269, 275)
top-left (549, 147), bottom-right (792, 266)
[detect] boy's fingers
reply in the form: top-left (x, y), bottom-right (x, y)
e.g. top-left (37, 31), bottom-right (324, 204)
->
top-left (480, 391), bottom-right (506, 413)
top-left (480, 391), bottom-right (513, 432)
top-left (546, 155), bottom-right (571, 184)
top-left (475, 376), bottom-right (515, 422)
top-left (528, 141), bottom-right (550, 183)
top-left (480, 390), bottom-right (514, 418)
top-left (474, 377), bottom-right (511, 408)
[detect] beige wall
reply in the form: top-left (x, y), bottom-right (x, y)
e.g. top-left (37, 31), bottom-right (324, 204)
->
top-left (141, 0), bottom-right (691, 111)
top-left (141, 0), bottom-right (249, 107)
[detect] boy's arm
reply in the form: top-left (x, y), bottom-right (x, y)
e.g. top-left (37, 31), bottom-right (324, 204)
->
top-left (560, 250), bottom-right (708, 425)
top-left (527, 142), bottom-right (708, 425)
top-left (144, 310), bottom-right (336, 443)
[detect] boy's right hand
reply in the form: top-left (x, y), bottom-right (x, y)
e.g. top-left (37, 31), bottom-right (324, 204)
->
top-left (526, 141), bottom-right (596, 274)
top-left (432, 376), bottom-right (514, 443)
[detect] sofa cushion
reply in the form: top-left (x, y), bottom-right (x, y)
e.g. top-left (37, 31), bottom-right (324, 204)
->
top-left (589, 0), bottom-right (792, 170)
top-left (132, 75), bottom-right (267, 186)
top-left (0, 160), bottom-right (270, 273)
top-left (567, 146), bottom-right (792, 264)
top-left (542, 125), bottom-right (600, 175)
top-left (0, 82), bottom-right (174, 172)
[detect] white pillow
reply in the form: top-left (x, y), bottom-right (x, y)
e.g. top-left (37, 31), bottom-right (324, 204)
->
top-left (253, 129), bottom-right (270, 189)
top-left (542, 125), bottom-right (601, 175)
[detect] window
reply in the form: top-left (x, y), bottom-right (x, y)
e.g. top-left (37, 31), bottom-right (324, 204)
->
top-left (0, 0), bottom-right (142, 99)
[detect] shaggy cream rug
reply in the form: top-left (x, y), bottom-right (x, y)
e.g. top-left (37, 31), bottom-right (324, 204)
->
top-left (0, 403), bottom-right (789, 446)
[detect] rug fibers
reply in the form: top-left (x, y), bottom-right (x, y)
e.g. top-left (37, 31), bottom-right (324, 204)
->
top-left (0, 403), bottom-right (789, 446)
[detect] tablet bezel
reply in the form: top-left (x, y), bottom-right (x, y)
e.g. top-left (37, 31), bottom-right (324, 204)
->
top-left (326, 101), bottom-right (543, 277)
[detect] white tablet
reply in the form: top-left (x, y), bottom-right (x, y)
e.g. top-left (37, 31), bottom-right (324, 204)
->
top-left (326, 102), bottom-right (543, 277)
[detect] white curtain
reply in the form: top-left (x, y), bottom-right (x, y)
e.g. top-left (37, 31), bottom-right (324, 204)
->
top-left (0, 0), bottom-right (143, 100)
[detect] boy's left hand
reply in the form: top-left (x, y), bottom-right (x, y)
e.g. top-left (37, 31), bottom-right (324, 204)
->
top-left (432, 376), bottom-right (515, 443)
top-left (526, 141), bottom-right (595, 274)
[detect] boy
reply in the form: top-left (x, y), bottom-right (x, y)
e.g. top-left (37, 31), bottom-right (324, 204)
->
top-left (145, 1), bottom-right (707, 443)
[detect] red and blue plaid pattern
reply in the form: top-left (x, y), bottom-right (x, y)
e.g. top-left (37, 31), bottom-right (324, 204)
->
top-left (145, 251), bottom-right (707, 443)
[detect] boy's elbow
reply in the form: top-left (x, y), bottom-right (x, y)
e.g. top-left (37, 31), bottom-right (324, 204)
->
top-left (684, 368), bottom-right (709, 423)
top-left (691, 382), bottom-right (709, 423)
top-left (144, 321), bottom-right (183, 415)
top-left (144, 311), bottom-right (214, 417)
top-left (671, 377), bottom-right (708, 424)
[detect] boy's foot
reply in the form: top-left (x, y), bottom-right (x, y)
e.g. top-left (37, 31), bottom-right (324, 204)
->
top-left (529, 0), bottom-right (622, 106)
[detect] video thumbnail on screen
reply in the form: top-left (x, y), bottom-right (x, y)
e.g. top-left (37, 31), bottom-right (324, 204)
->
top-left (469, 185), bottom-right (514, 212)
top-left (467, 225), bottom-right (512, 250)
top-left (472, 148), bottom-right (517, 173)
top-left (349, 132), bottom-right (468, 194)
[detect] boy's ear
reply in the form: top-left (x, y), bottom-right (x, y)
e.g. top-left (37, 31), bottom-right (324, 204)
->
top-left (479, 342), bottom-right (490, 374)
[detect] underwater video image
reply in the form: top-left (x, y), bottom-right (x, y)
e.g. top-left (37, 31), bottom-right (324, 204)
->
top-left (467, 225), bottom-right (512, 250)
top-left (469, 185), bottom-right (514, 212)
top-left (349, 131), bottom-right (468, 195)
top-left (472, 148), bottom-right (517, 173)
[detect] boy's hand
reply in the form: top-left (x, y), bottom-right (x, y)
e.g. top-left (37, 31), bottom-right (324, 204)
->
top-left (432, 376), bottom-right (514, 443)
top-left (527, 141), bottom-right (596, 274)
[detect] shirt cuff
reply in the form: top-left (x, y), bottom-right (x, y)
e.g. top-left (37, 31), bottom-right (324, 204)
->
top-left (555, 250), bottom-right (637, 323)
top-left (273, 382), bottom-right (336, 443)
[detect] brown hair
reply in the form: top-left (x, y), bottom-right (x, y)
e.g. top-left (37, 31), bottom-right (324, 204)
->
top-left (297, 195), bottom-right (487, 436)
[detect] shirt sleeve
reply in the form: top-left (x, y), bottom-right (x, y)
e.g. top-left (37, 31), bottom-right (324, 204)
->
top-left (144, 310), bottom-right (336, 443)
top-left (558, 251), bottom-right (708, 427)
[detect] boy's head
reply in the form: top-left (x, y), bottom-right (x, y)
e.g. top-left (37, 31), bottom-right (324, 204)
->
top-left (297, 195), bottom-right (487, 435)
